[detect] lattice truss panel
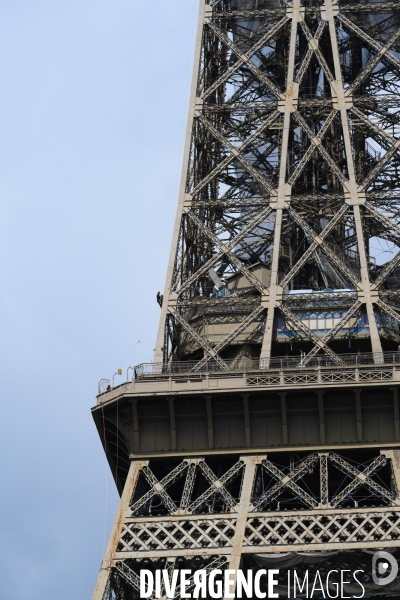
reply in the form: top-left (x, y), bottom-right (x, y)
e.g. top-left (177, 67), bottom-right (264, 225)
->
top-left (156, 0), bottom-right (400, 369)
top-left (98, 452), bottom-right (400, 599)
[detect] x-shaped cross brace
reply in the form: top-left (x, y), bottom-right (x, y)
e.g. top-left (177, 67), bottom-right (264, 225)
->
top-left (189, 459), bottom-right (244, 513)
top-left (197, 113), bottom-right (274, 195)
top-left (202, 16), bottom-right (289, 101)
top-left (192, 304), bottom-right (265, 371)
top-left (347, 23), bottom-right (400, 96)
top-left (206, 19), bottom-right (282, 99)
top-left (252, 454), bottom-right (320, 510)
top-left (128, 462), bottom-right (188, 516)
top-left (190, 109), bottom-right (278, 197)
top-left (176, 205), bottom-right (272, 296)
top-left (279, 304), bottom-right (344, 364)
top-left (169, 307), bottom-right (228, 370)
top-left (329, 453), bottom-right (397, 508)
top-left (364, 202), bottom-right (400, 288)
top-left (297, 19), bottom-right (334, 84)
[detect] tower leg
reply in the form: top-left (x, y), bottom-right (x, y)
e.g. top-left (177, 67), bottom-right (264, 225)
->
top-left (224, 456), bottom-right (260, 600)
top-left (324, 0), bottom-right (383, 361)
top-left (260, 0), bottom-right (300, 367)
top-left (153, 0), bottom-right (206, 364)
top-left (92, 460), bottom-right (144, 600)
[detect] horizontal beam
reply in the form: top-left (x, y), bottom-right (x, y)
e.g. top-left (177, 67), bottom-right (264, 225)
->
top-left (95, 370), bottom-right (400, 406)
top-left (113, 537), bottom-right (400, 558)
top-left (126, 440), bottom-right (400, 461)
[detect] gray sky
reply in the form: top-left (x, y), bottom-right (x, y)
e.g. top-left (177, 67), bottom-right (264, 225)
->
top-left (0, 1), bottom-right (198, 597)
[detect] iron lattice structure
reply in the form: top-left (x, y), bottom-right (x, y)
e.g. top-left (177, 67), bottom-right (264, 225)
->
top-left (92, 0), bottom-right (400, 598)
top-left (93, 450), bottom-right (400, 599)
top-left (154, 0), bottom-right (400, 370)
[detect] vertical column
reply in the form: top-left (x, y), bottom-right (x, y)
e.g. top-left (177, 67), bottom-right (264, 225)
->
top-left (160, 558), bottom-right (177, 600)
top-left (242, 394), bottom-right (251, 448)
top-left (319, 453), bottom-right (329, 507)
top-left (383, 450), bottom-right (400, 502)
top-left (223, 456), bottom-right (260, 600)
top-left (92, 460), bottom-right (144, 600)
top-left (168, 397), bottom-right (177, 451)
top-left (206, 395), bottom-right (214, 449)
top-left (154, 0), bottom-right (206, 362)
top-left (131, 399), bottom-right (140, 453)
top-left (281, 392), bottom-right (288, 445)
top-left (260, 0), bottom-right (301, 366)
top-left (323, 0), bottom-right (383, 361)
top-left (318, 391), bottom-right (326, 444)
top-left (392, 450), bottom-right (400, 500)
top-left (393, 387), bottom-right (400, 441)
top-left (355, 389), bottom-right (363, 442)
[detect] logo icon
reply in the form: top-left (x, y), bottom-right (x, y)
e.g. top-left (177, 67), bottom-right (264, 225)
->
top-left (372, 551), bottom-right (398, 586)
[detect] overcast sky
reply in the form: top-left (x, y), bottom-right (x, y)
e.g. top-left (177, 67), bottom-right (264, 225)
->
top-left (0, 1), bottom-right (199, 597)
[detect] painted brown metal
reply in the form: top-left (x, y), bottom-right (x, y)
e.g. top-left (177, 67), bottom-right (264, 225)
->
top-left (92, 0), bottom-right (400, 597)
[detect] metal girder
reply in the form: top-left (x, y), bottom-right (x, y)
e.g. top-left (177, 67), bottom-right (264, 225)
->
top-left (259, 0), bottom-right (301, 366)
top-left (92, 0), bottom-right (400, 595)
top-left (351, 105), bottom-right (397, 149)
top-left (188, 459), bottom-right (244, 513)
top-left (186, 210), bottom-right (265, 292)
top-left (192, 304), bottom-right (264, 371)
top-left (337, 14), bottom-right (400, 72)
top-left (154, 0), bottom-right (400, 366)
top-left (286, 206), bottom-right (359, 287)
top-left (213, 8), bottom-right (285, 18)
top-left (169, 307), bottom-right (228, 370)
top-left (176, 205), bottom-right (272, 296)
top-left (179, 462), bottom-right (197, 512)
top-left (114, 561), bottom-right (144, 597)
top-left (374, 252), bottom-right (400, 289)
top-left (347, 25), bottom-right (400, 96)
top-left (376, 298), bottom-right (400, 326)
top-left (202, 16), bottom-right (289, 102)
top-left (191, 110), bottom-right (279, 196)
top-left (295, 20), bottom-right (326, 85)
top-left (129, 462), bottom-right (188, 516)
top-left (288, 109), bottom-right (337, 186)
top-left (188, 197), bottom-right (269, 209)
top-left (197, 113), bottom-right (274, 194)
top-left (362, 140), bottom-right (400, 189)
top-left (320, 454), bottom-right (329, 507)
top-left (329, 453), bottom-right (396, 508)
top-left (298, 19), bottom-right (335, 84)
top-left (303, 300), bottom-right (362, 365)
top-left (252, 454), bottom-right (320, 510)
top-left (92, 461), bottom-right (145, 600)
top-left (279, 304), bottom-right (344, 364)
top-left (341, 3), bottom-right (400, 12)
top-left (325, 0), bottom-right (383, 358)
top-left (293, 112), bottom-right (350, 189)
top-left (94, 453), bottom-right (400, 597)
top-left (206, 20), bottom-right (282, 99)
top-left (280, 203), bottom-right (349, 288)
top-left (365, 201), bottom-right (400, 240)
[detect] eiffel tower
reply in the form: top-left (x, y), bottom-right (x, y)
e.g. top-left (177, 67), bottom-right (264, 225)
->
top-left (92, 1), bottom-right (400, 598)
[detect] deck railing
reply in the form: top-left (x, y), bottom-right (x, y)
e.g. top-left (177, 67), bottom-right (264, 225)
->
top-left (132, 351), bottom-right (400, 379)
top-left (98, 352), bottom-right (400, 394)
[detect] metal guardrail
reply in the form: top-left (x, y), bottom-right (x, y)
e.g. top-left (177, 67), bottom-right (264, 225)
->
top-left (97, 352), bottom-right (400, 393)
top-left (132, 352), bottom-right (400, 379)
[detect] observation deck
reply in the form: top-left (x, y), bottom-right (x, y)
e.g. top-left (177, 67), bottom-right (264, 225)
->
top-left (97, 352), bottom-right (400, 404)
top-left (93, 352), bottom-right (400, 493)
